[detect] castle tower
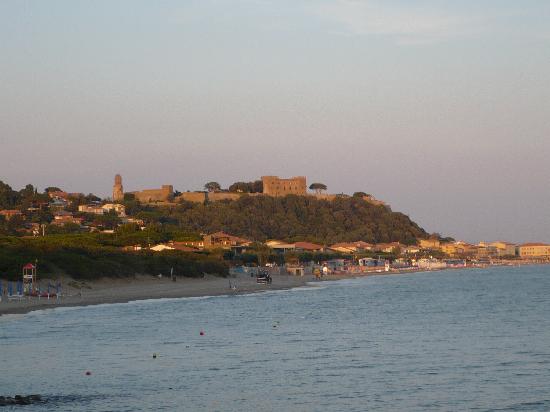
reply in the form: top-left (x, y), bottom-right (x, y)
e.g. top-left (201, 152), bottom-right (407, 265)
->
top-left (261, 176), bottom-right (307, 197)
top-left (113, 174), bottom-right (124, 202)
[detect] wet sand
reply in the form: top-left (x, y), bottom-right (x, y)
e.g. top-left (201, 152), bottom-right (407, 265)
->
top-left (0, 265), bottom-right (497, 317)
top-left (0, 273), bottom-right (318, 316)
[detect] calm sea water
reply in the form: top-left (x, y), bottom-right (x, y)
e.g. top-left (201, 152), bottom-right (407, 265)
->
top-left (1, 265), bottom-right (550, 411)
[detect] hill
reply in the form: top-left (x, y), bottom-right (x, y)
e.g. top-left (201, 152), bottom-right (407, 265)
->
top-left (147, 195), bottom-right (427, 245)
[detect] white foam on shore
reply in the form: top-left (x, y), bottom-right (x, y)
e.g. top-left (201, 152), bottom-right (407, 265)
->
top-left (1, 279), bottom-right (341, 320)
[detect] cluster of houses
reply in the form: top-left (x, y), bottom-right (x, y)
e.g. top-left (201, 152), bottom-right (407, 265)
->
top-left (0, 190), bottom-right (142, 235)
top-left (418, 239), bottom-right (550, 260)
top-left (2, 189), bottom-right (549, 262)
top-left (142, 231), bottom-right (550, 262)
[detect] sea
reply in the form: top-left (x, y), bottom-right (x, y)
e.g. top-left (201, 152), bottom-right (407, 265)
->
top-left (1, 265), bottom-right (550, 411)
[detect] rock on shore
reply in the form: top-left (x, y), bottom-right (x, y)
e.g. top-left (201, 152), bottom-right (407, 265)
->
top-left (0, 394), bottom-right (42, 406)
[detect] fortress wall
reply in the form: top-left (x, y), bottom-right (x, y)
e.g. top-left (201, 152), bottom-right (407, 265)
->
top-left (177, 192), bottom-right (207, 203)
top-left (130, 185), bottom-right (173, 203)
top-left (207, 192), bottom-right (241, 202)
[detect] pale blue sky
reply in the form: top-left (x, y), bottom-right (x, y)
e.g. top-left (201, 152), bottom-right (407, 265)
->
top-left (1, 1), bottom-right (549, 243)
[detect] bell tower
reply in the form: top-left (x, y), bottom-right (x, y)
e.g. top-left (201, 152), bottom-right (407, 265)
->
top-left (113, 174), bottom-right (124, 202)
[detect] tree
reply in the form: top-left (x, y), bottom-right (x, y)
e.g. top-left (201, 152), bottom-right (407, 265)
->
top-left (85, 193), bottom-right (101, 202)
top-left (228, 180), bottom-right (263, 193)
top-left (353, 192), bottom-right (368, 198)
top-left (309, 183), bottom-right (327, 194)
top-left (0, 180), bottom-right (20, 208)
top-left (204, 182), bottom-right (221, 192)
top-left (19, 184), bottom-right (36, 199)
top-left (44, 187), bottom-right (62, 193)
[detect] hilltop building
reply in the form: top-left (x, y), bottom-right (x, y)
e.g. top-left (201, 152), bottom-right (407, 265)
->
top-left (129, 185), bottom-right (174, 203)
top-left (261, 176), bottom-right (307, 197)
top-left (112, 174), bottom-right (173, 203)
top-left (113, 174), bottom-right (124, 202)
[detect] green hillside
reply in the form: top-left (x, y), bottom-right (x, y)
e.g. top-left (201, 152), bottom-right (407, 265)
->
top-left (151, 195), bottom-right (427, 245)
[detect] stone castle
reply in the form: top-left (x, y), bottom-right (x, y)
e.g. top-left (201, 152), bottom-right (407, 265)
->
top-left (111, 174), bottom-right (385, 206)
top-left (112, 175), bottom-right (173, 203)
top-left (261, 176), bottom-right (307, 197)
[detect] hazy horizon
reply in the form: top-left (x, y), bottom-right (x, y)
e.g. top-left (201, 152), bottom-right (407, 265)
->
top-left (1, 1), bottom-right (549, 244)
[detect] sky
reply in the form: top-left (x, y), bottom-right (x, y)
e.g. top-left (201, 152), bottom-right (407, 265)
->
top-left (1, 0), bottom-right (549, 243)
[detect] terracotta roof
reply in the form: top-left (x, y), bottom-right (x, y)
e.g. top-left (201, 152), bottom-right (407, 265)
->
top-left (520, 243), bottom-right (549, 247)
top-left (209, 231), bottom-right (251, 244)
top-left (294, 242), bottom-right (324, 250)
top-left (170, 242), bottom-right (199, 252)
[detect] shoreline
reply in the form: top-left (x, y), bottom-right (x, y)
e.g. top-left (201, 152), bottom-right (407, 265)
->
top-left (0, 273), bottom-right (320, 317)
top-left (0, 264), bottom-right (535, 317)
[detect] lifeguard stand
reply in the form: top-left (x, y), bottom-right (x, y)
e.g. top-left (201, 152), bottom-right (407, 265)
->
top-left (22, 263), bottom-right (37, 294)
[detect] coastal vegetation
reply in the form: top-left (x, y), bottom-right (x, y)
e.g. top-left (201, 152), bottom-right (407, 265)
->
top-left (164, 195), bottom-right (427, 245)
top-left (0, 235), bottom-right (229, 281)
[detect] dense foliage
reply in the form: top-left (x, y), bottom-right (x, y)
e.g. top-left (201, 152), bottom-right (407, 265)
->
top-left (163, 195), bottom-right (427, 245)
top-left (227, 180), bottom-right (263, 193)
top-left (0, 235), bottom-right (228, 280)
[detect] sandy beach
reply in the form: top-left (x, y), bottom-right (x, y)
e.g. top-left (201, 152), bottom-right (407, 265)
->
top-left (0, 272), bottom-right (321, 317)
top-left (0, 265), bottom-right (503, 317)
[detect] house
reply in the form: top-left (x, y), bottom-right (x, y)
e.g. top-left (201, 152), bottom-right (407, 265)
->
top-left (476, 242), bottom-right (499, 258)
top-left (266, 240), bottom-right (325, 253)
top-left (329, 241), bottom-right (373, 254)
top-left (293, 242), bottom-right (325, 252)
top-left (203, 231), bottom-right (252, 253)
top-left (490, 241), bottom-right (517, 257)
top-left (440, 242), bottom-right (476, 257)
top-left (102, 203), bottom-right (126, 216)
top-left (419, 239), bottom-right (441, 250)
top-left (374, 242), bottom-right (401, 253)
top-left (52, 215), bottom-right (83, 226)
top-left (78, 205), bottom-right (105, 215)
top-left (518, 243), bottom-right (550, 259)
top-left (150, 242), bottom-right (199, 252)
top-left (266, 240), bottom-right (297, 254)
top-left (440, 242), bottom-right (457, 256)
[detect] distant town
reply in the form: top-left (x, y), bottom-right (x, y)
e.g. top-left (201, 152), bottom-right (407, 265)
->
top-left (1, 175), bottom-right (549, 275)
